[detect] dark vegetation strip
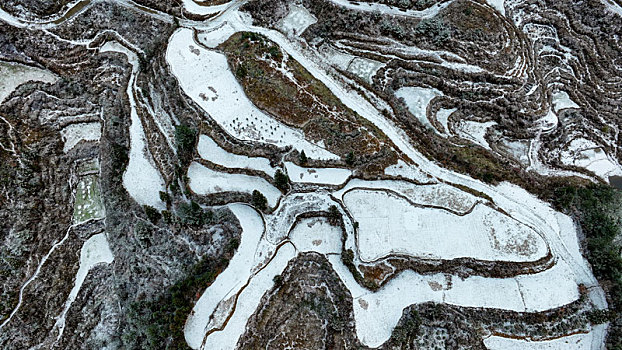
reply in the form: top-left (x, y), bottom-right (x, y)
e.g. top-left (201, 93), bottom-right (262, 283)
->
top-left (552, 184), bottom-right (622, 349)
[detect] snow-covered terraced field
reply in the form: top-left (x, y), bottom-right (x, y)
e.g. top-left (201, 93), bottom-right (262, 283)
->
top-left (166, 28), bottom-right (338, 160)
top-left (343, 188), bottom-right (548, 262)
top-left (102, 41), bottom-right (166, 210)
top-left (0, 61), bottom-right (57, 103)
top-left (285, 162), bottom-right (352, 185)
top-left (197, 134), bottom-right (276, 176)
top-left (166, 2), bottom-right (609, 349)
top-left (60, 122), bottom-right (101, 153)
top-left (187, 162), bottom-right (281, 207)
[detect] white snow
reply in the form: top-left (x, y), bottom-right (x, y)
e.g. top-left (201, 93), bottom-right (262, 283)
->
top-left (486, 0), bottom-right (506, 16)
top-left (435, 107), bottom-right (456, 134)
top-left (289, 217), bottom-right (342, 254)
top-left (166, 28), bottom-right (339, 160)
top-left (327, 0), bottom-right (451, 19)
top-left (484, 332), bottom-right (594, 349)
top-left (52, 233), bottom-right (113, 341)
top-left (347, 57), bottom-right (383, 83)
top-left (101, 41), bottom-right (166, 210)
top-left (278, 4), bottom-right (317, 37)
top-left (455, 120), bottom-right (497, 149)
top-left (383, 159), bottom-right (432, 183)
top-left (601, 0), bottom-right (622, 17)
top-left (334, 178), bottom-right (480, 214)
top-left (197, 134), bottom-right (275, 176)
top-left (395, 86), bottom-right (443, 130)
top-left (202, 243), bottom-right (295, 350)
top-left (343, 189), bottom-right (548, 262)
top-left (60, 122), bottom-right (101, 152)
top-left (284, 162), bottom-right (351, 185)
top-left (187, 162), bottom-right (281, 207)
top-left (560, 138), bottom-right (622, 181)
top-left (0, 61), bottom-right (57, 103)
top-left (196, 23), bottom-right (236, 48)
top-left (551, 91), bottom-right (579, 112)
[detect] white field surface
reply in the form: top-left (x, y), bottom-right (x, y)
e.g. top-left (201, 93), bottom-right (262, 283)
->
top-left (187, 162), bottom-right (281, 207)
top-left (455, 120), bottom-right (497, 149)
top-left (560, 138), bottom-right (622, 181)
top-left (343, 189), bottom-right (548, 262)
top-left (101, 41), bottom-right (166, 210)
top-left (484, 329), bottom-right (599, 350)
top-left (347, 57), bottom-right (383, 83)
top-left (60, 122), bottom-right (101, 152)
top-left (395, 86), bottom-right (442, 130)
top-left (166, 28), bottom-right (338, 160)
top-left (278, 4), bottom-right (316, 37)
top-left (334, 178), bottom-right (480, 214)
top-left (52, 233), bottom-right (113, 341)
top-left (169, 5), bottom-right (606, 349)
top-left (289, 217), bottom-right (342, 254)
top-left (197, 134), bottom-right (276, 176)
top-left (486, 0), bottom-right (506, 15)
top-left (383, 159), bottom-right (433, 183)
top-left (552, 91), bottom-right (579, 112)
top-left (0, 61), bottom-right (57, 103)
top-left (435, 107), bottom-right (456, 134)
top-left (285, 162), bottom-right (351, 185)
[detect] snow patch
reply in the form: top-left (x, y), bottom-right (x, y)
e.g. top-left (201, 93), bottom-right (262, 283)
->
top-left (187, 162), bottom-right (281, 208)
top-left (0, 61), bottom-right (57, 103)
top-left (285, 162), bottom-right (351, 185)
top-left (101, 41), bottom-right (166, 210)
top-left (395, 86), bottom-right (443, 130)
top-left (455, 120), bottom-right (497, 149)
top-left (52, 233), bottom-right (113, 341)
top-left (278, 4), bottom-right (317, 37)
top-left (197, 135), bottom-right (275, 177)
top-left (60, 122), bottom-right (101, 152)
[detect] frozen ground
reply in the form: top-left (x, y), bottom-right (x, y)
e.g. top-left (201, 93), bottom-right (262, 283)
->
top-left (285, 162), bottom-right (351, 185)
top-left (560, 138), bottom-right (622, 181)
top-left (187, 162), bottom-right (281, 207)
top-left (101, 41), bottom-right (166, 210)
top-left (343, 189), bottom-right (548, 262)
top-left (197, 134), bottom-right (276, 176)
top-left (60, 122), bottom-right (101, 153)
top-left (455, 120), bottom-right (497, 149)
top-left (277, 4), bottom-right (316, 37)
top-left (166, 28), bottom-right (339, 160)
top-left (395, 86), bottom-right (443, 130)
top-left (51, 233), bottom-right (113, 342)
top-left (0, 61), bottom-right (57, 103)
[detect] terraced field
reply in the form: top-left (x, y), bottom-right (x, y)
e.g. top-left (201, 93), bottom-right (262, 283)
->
top-left (0, 0), bottom-right (621, 349)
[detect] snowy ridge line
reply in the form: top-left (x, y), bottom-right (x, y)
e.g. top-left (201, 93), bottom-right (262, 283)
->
top-left (488, 329), bottom-right (590, 343)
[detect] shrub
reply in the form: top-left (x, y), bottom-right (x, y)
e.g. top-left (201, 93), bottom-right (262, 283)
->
top-left (274, 170), bottom-right (289, 191)
top-left (174, 125), bottom-right (197, 163)
top-left (251, 190), bottom-right (267, 211)
top-left (143, 205), bottom-right (161, 224)
top-left (299, 150), bottom-right (308, 165)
